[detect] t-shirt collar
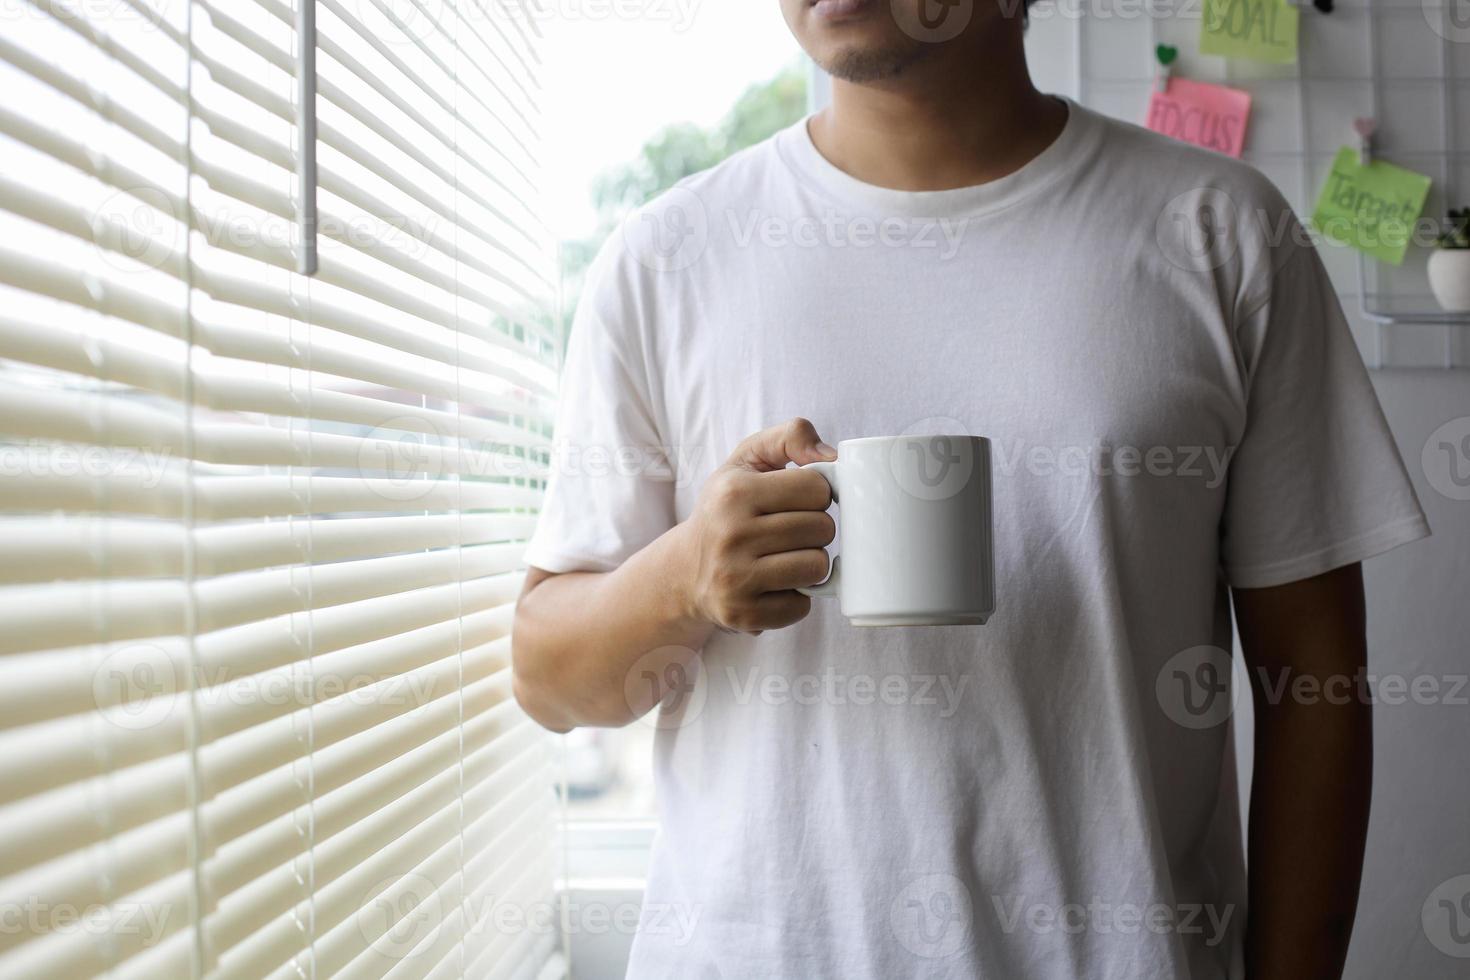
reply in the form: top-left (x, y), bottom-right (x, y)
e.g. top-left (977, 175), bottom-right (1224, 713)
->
top-left (775, 96), bottom-right (1099, 219)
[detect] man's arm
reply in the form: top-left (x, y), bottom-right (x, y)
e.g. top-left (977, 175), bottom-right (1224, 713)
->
top-left (512, 419), bottom-right (837, 732)
top-left (1233, 562), bottom-right (1371, 980)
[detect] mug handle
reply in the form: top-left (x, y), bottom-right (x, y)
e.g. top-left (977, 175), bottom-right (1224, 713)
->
top-left (796, 460), bottom-right (841, 599)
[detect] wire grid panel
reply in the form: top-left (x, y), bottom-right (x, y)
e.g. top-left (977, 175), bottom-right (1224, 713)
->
top-left (1025, 0), bottom-right (1469, 367)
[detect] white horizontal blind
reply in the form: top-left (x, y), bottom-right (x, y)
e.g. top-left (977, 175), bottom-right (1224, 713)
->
top-left (0, 0), bottom-right (566, 978)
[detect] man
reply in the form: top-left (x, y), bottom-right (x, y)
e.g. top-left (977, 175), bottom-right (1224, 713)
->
top-left (513, 0), bottom-right (1429, 976)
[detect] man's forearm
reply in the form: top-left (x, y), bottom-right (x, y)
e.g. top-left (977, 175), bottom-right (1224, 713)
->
top-left (1244, 690), bottom-right (1372, 979)
top-left (512, 419), bottom-right (838, 732)
top-left (1234, 564), bottom-right (1372, 980)
top-left (512, 523), bottom-right (713, 732)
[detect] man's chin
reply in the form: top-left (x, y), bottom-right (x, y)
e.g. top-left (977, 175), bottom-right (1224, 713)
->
top-left (820, 42), bottom-right (928, 83)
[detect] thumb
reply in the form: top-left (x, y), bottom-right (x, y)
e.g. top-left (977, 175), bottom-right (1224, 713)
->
top-left (727, 418), bottom-right (837, 472)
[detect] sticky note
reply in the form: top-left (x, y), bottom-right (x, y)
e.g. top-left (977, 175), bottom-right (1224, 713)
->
top-left (1200, 0), bottom-right (1299, 64)
top-left (1145, 78), bottom-right (1252, 158)
top-left (1311, 147), bottom-right (1431, 266)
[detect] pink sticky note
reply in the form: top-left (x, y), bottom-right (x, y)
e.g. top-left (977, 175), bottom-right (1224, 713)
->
top-left (1145, 78), bottom-right (1252, 158)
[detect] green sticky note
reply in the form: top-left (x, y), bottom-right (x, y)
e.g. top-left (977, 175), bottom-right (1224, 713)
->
top-left (1200, 0), bottom-right (1299, 64)
top-left (1311, 147), bottom-right (1431, 266)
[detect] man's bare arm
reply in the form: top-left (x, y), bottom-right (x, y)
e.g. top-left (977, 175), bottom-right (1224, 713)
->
top-left (1233, 562), bottom-right (1371, 980)
top-left (512, 419), bottom-right (837, 732)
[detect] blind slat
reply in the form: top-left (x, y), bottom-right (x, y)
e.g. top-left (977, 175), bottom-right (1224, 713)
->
top-left (1, 0), bottom-right (559, 973)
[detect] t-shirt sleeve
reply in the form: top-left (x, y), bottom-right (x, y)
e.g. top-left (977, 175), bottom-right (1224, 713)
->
top-left (523, 254), bottom-right (676, 574)
top-left (1219, 239), bottom-right (1429, 589)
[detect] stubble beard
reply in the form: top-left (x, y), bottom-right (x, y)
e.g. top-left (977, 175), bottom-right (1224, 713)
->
top-left (820, 40), bottom-right (931, 83)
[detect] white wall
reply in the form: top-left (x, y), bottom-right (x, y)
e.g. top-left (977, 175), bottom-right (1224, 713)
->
top-left (1343, 371), bottom-right (1470, 978)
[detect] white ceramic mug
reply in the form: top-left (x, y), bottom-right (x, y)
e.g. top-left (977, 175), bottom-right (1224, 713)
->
top-left (797, 435), bottom-right (994, 626)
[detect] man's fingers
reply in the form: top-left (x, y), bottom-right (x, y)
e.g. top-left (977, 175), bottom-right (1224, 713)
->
top-left (746, 590), bottom-right (814, 632)
top-left (745, 467), bottom-right (833, 514)
top-left (744, 511), bottom-right (836, 554)
top-left (753, 548), bottom-right (831, 592)
top-left (728, 417), bottom-right (837, 472)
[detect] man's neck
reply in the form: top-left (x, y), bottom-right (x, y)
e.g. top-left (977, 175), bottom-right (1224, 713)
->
top-left (808, 35), bottom-right (1067, 193)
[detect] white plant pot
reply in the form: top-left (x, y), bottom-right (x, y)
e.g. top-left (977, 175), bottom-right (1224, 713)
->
top-left (1427, 249), bottom-right (1470, 312)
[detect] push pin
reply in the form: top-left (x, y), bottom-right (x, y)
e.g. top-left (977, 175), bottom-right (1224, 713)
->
top-left (1154, 44), bottom-right (1177, 94)
top-left (1353, 117), bottom-right (1376, 165)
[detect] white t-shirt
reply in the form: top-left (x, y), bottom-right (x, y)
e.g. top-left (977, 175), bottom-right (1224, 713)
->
top-left (524, 101), bottom-right (1429, 979)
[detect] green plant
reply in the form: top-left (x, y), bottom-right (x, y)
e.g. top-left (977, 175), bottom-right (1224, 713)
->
top-left (1436, 207), bottom-right (1470, 249)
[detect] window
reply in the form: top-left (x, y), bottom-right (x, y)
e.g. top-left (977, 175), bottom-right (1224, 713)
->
top-left (0, 1), bottom-right (563, 977)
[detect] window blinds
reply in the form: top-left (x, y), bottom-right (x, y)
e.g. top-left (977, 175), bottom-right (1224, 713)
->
top-left (0, 1), bottom-right (566, 978)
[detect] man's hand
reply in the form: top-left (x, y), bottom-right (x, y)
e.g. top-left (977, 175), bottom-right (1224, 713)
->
top-left (674, 418), bottom-right (838, 633)
top-left (512, 418), bottom-right (838, 730)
